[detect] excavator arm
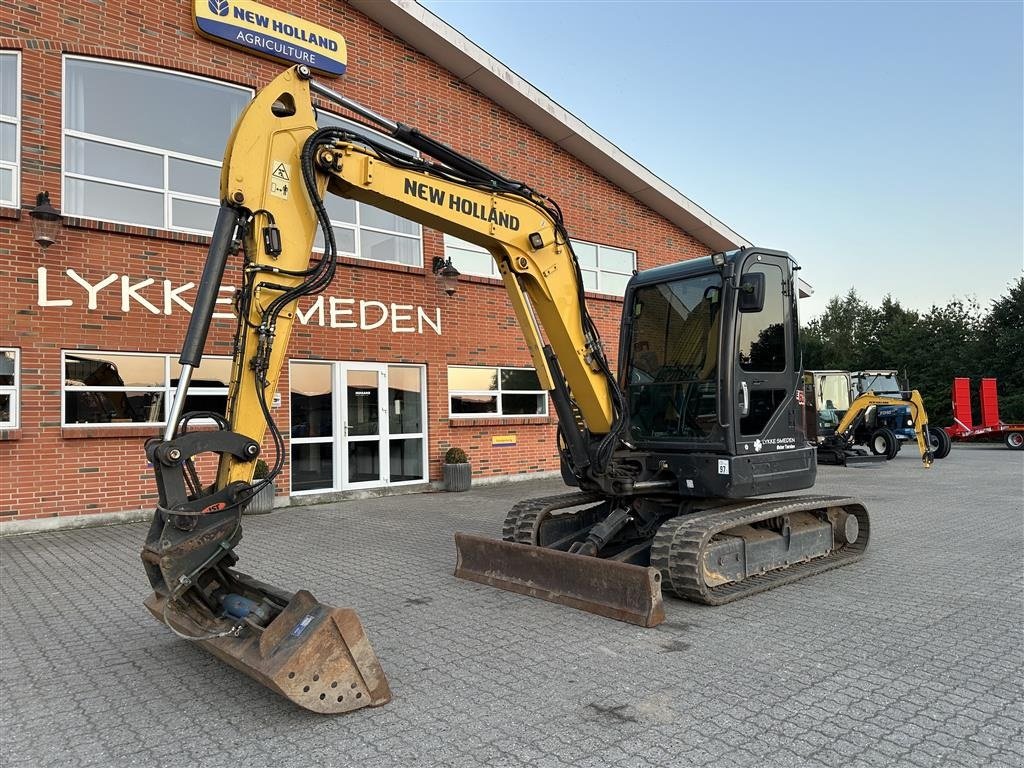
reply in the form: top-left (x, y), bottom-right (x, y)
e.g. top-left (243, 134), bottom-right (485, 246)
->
top-left (140, 65), bottom-right (636, 713)
top-left (213, 65), bottom-right (622, 495)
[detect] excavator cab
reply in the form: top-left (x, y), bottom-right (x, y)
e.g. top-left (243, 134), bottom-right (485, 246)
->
top-left (458, 248), bottom-right (866, 624)
top-left (619, 249), bottom-right (815, 498)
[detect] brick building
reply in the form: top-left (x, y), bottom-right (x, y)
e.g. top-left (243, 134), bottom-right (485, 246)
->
top-left (0, 0), bottom-right (748, 529)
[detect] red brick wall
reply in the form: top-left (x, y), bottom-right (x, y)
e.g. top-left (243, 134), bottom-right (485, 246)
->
top-left (0, 1), bottom-right (713, 522)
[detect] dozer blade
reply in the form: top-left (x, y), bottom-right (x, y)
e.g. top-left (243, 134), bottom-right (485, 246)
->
top-left (145, 585), bottom-right (390, 714)
top-left (454, 533), bottom-right (665, 628)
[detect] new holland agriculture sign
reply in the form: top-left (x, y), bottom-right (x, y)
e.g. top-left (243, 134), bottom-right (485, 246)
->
top-left (193, 0), bottom-right (347, 77)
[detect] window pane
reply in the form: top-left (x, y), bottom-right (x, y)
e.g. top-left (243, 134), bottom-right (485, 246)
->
top-left (169, 158), bottom-right (219, 196)
top-left (347, 370), bottom-right (379, 436)
top-left (573, 241), bottom-right (597, 268)
top-left (449, 367), bottom-right (497, 391)
top-left (501, 393), bottom-right (545, 415)
top-left (172, 357), bottom-right (233, 387)
top-left (0, 55), bottom-right (15, 117)
top-left (501, 369), bottom-right (541, 391)
top-left (446, 245), bottom-right (495, 278)
top-left (443, 234), bottom-right (495, 277)
top-left (451, 394), bottom-right (497, 414)
top-left (389, 438), bottom-right (423, 481)
top-left (601, 272), bottom-right (631, 296)
top-left (292, 442), bottom-right (333, 491)
top-left (171, 198), bottom-right (219, 232)
top-left (65, 352), bottom-right (165, 387)
top-left (65, 390), bottom-right (163, 423)
top-left (0, 350), bottom-right (14, 385)
top-left (361, 230), bottom-right (420, 265)
top-left (313, 225), bottom-right (356, 255)
top-left (291, 363), bottom-right (332, 438)
top-left (325, 195), bottom-right (356, 224)
top-left (348, 441), bottom-right (380, 483)
top-left (0, 167), bottom-right (11, 203)
top-left (601, 246), bottom-right (634, 272)
top-left (0, 122), bottom-right (14, 163)
top-left (738, 264), bottom-right (786, 372)
top-left (581, 269), bottom-right (598, 291)
top-left (66, 137), bottom-right (161, 187)
top-left (65, 178), bottom-right (163, 227)
top-left (359, 203), bottom-right (419, 235)
top-left (65, 59), bottom-right (250, 160)
top-left (0, 393), bottom-right (10, 424)
top-left (388, 366), bottom-right (422, 434)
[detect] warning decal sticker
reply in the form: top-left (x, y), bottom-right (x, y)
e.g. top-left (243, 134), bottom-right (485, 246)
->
top-left (270, 162), bottom-right (291, 199)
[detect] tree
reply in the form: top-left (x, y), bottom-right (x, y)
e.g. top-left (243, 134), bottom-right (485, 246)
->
top-left (800, 289), bottom-right (874, 371)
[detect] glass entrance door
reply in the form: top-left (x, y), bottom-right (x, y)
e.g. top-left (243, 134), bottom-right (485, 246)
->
top-left (342, 364), bottom-right (384, 489)
top-left (291, 361), bottom-right (428, 494)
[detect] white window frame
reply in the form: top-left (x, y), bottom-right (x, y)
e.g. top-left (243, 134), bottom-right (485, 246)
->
top-left (443, 235), bottom-right (636, 296)
top-left (61, 57), bottom-right (253, 234)
top-left (316, 111), bottom-right (423, 268)
top-left (61, 350), bottom-right (231, 427)
top-left (0, 51), bottom-right (21, 208)
top-left (0, 347), bottom-right (19, 429)
top-left (288, 360), bottom-right (429, 495)
top-left (571, 239), bottom-right (636, 296)
top-left (448, 365), bottom-right (548, 419)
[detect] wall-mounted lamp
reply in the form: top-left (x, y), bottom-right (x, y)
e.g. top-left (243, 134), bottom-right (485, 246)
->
top-left (431, 255), bottom-right (460, 298)
top-left (29, 192), bottom-right (62, 249)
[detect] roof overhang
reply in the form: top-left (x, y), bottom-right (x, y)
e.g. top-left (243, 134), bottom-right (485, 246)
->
top-left (346, 0), bottom-right (751, 253)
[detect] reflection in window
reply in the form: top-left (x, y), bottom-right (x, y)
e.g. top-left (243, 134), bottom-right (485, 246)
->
top-left (62, 351), bottom-right (229, 425)
top-left (314, 112), bottom-right (422, 266)
top-left (63, 58), bottom-right (251, 232)
top-left (292, 442), bottom-right (333, 491)
top-left (737, 264), bottom-right (786, 372)
top-left (1, 348), bottom-right (19, 428)
top-left (0, 53), bottom-right (21, 206)
top-left (290, 362), bottom-right (333, 439)
top-left (626, 272), bottom-right (722, 442)
top-left (388, 366), bottom-right (422, 434)
top-left (448, 365), bottom-right (546, 417)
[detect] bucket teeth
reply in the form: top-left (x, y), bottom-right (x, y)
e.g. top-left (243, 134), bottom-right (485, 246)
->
top-left (145, 585), bottom-right (390, 714)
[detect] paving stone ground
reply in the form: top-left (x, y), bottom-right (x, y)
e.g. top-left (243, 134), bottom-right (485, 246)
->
top-left (1, 444), bottom-right (1022, 768)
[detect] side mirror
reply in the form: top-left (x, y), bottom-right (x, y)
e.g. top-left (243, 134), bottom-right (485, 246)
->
top-left (738, 272), bottom-right (765, 313)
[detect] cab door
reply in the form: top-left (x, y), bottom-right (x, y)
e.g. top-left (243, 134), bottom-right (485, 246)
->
top-left (733, 253), bottom-right (800, 456)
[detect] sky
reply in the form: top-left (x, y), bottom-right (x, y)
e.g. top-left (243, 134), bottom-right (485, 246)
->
top-left (418, 0), bottom-right (1023, 319)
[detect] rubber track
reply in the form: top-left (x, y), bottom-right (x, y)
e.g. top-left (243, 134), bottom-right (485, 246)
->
top-left (501, 491), bottom-right (605, 544)
top-left (650, 495), bottom-right (870, 605)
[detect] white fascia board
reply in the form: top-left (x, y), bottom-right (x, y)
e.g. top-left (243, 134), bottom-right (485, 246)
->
top-left (346, 0), bottom-right (751, 253)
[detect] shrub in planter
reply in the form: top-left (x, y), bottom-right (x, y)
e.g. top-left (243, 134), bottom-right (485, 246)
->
top-left (443, 447), bottom-right (471, 492)
top-left (243, 458), bottom-right (276, 515)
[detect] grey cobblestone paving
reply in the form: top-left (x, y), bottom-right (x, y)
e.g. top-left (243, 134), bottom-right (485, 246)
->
top-left (1, 444), bottom-right (1021, 767)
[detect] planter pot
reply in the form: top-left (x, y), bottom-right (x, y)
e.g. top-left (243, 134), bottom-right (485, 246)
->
top-left (243, 482), bottom-right (276, 515)
top-left (443, 462), bottom-right (472, 492)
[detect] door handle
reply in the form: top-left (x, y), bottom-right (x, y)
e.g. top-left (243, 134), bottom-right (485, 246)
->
top-left (740, 382), bottom-right (750, 417)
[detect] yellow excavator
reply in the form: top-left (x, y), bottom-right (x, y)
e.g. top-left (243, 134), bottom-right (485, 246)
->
top-left (805, 370), bottom-right (938, 466)
top-left (142, 65), bottom-right (870, 714)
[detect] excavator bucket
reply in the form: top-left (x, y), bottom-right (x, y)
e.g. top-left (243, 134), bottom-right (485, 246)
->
top-left (454, 533), bottom-right (665, 628)
top-left (144, 584), bottom-right (390, 714)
